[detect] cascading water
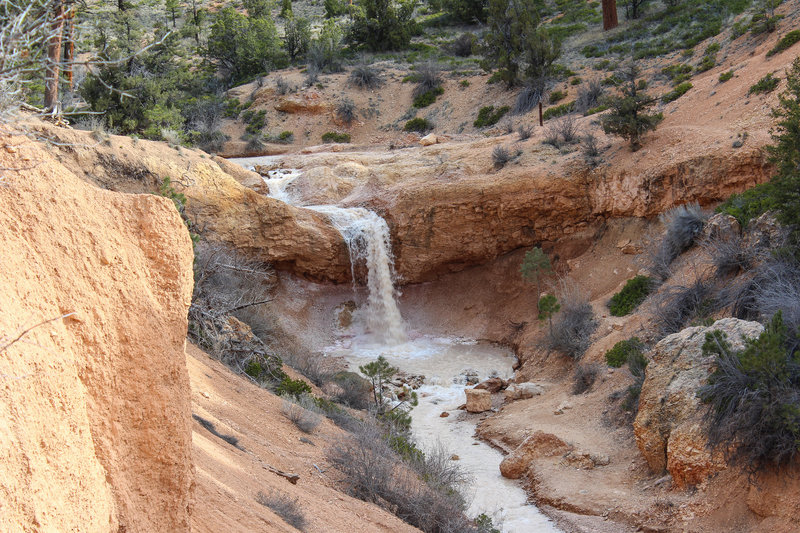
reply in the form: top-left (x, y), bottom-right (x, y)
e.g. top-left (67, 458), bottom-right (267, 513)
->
top-left (233, 157), bottom-right (406, 344)
top-left (231, 155), bottom-right (559, 532)
top-left (307, 205), bottom-right (406, 344)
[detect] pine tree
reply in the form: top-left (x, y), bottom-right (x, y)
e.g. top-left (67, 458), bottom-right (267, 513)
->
top-left (601, 64), bottom-right (663, 151)
top-left (521, 246), bottom-right (553, 313)
top-left (767, 57), bottom-right (800, 234)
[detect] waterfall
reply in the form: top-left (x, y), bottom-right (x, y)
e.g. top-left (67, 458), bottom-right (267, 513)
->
top-left (259, 168), bottom-right (407, 344)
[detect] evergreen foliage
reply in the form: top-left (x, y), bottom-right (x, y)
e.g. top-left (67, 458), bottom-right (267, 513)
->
top-left (347, 0), bottom-right (418, 52)
top-left (600, 65), bottom-right (663, 150)
top-left (609, 275), bottom-right (653, 316)
top-left (207, 7), bottom-right (287, 84)
top-left (699, 312), bottom-right (800, 470)
top-left (483, 0), bottom-right (560, 88)
top-left (718, 58), bottom-right (800, 247)
top-left (283, 17), bottom-right (312, 63)
top-left (605, 337), bottom-right (645, 367)
top-left (521, 246), bottom-right (553, 312)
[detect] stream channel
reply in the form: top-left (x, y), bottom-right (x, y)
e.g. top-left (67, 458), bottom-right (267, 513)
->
top-left (231, 156), bottom-right (559, 532)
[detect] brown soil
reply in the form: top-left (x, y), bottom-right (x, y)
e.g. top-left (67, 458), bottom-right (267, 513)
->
top-left (187, 342), bottom-right (420, 533)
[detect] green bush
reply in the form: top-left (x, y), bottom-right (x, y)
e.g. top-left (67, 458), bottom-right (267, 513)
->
top-left (321, 131), bottom-right (351, 143)
top-left (403, 117), bottom-right (433, 132)
top-left (276, 376), bottom-right (312, 397)
top-left (609, 275), bottom-right (653, 316)
top-left (412, 86), bottom-right (444, 108)
top-left (767, 30), bottom-right (800, 57)
top-left (584, 104), bottom-right (609, 116)
top-left (748, 73), bottom-right (780, 95)
top-left (698, 312), bottom-right (800, 470)
top-left (662, 63), bottom-right (693, 84)
top-left (719, 70), bottom-right (734, 82)
top-left (542, 101), bottom-right (574, 120)
top-left (278, 130), bottom-right (294, 142)
top-left (605, 337), bottom-right (645, 367)
top-left (697, 54), bottom-right (716, 73)
top-left (571, 77), bottom-right (582, 85)
top-left (717, 182), bottom-right (777, 226)
top-left (346, 0), bottom-right (418, 52)
top-left (549, 90), bottom-right (567, 103)
top-left (207, 7), bottom-right (287, 85)
top-left (662, 82), bottom-right (693, 103)
top-left (473, 105), bottom-right (510, 127)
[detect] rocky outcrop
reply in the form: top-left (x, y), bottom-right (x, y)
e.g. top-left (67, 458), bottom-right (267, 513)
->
top-left (499, 432), bottom-right (571, 479)
top-left (634, 318), bottom-right (764, 489)
top-left (0, 133), bottom-right (195, 531)
top-left (32, 122), bottom-right (351, 283)
top-left (270, 143), bottom-right (771, 284)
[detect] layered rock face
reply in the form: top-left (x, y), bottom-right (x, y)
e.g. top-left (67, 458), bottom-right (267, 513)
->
top-left (267, 143), bottom-right (771, 284)
top-left (634, 318), bottom-right (764, 489)
top-left (0, 134), bottom-right (195, 531)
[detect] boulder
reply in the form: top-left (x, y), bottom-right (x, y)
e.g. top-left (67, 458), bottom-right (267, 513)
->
top-left (465, 388), bottom-right (492, 413)
top-left (474, 377), bottom-right (507, 393)
top-left (504, 382), bottom-right (544, 402)
top-left (420, 133), bottom-right (438, 146)
top-left (274, 93), bottom-right (331, 114)
top-left (499, 432), bottom-right (571, 479)
top-left (634, 318), bottom-right (764, 488)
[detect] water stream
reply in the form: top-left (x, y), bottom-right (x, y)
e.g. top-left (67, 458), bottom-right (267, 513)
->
top-left (231, 155), bottom-right (559, 532)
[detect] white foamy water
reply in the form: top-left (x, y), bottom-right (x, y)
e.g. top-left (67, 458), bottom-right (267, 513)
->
top-left (231, 155), bottom-right (558, 532)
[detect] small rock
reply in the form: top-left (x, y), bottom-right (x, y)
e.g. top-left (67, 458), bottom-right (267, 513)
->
top-left (201, 392), bottom-right (210, 399)
top-left (440, 411), bottom-right (450, 418)
top-left (450, 454), bottom-right (460, 461)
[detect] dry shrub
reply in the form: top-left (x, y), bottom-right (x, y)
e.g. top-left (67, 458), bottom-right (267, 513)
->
top-left (281, 394), bottom-right (322, 433)
top-left (282, 350), bottom-right (342, 386)
top-left (702, 231), bottom-right (763, 278)
top-left (336, 98), bottom-right (356, 125)
top-left (349, 63), bottom-right (382, 89)
top-left (513, 85), bottom-right (543, 115)
top-left (517, 124), bottom-right (533, 140)
top-left (548, 280), bottom-right (597, 360)
top-left (544, 115), bottom-right (578, 148)
top-left (572, 362), bottom-right (602, 394)
top-left (651, 278), bottom-right (714, 336)
top-left (189, 242), bottom-right (281, 377)
top-left (650, 203), bottom-right (707, 280)
top-left (327, 421), bottom-right (478, 533)
top-left (329, 370), bottom-right (372, 409)
top-left (412, 63), bottom-right (443, 100)
top-left (575, 78), bottom-right (604, 114)
top-left (257, 490), bottom-right (307, 531)
top-left (492, 146), bottom-right (512, 168)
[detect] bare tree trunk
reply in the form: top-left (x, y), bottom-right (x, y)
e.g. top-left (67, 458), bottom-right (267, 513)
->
top-left (602, 0), bottom-right (618, 30)
top-left (44, 0), bottom-right (66, 111)
top-left (63, 4), bottom-right (75, 91)
top-left (538, 101), bottom-right (543, 127)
